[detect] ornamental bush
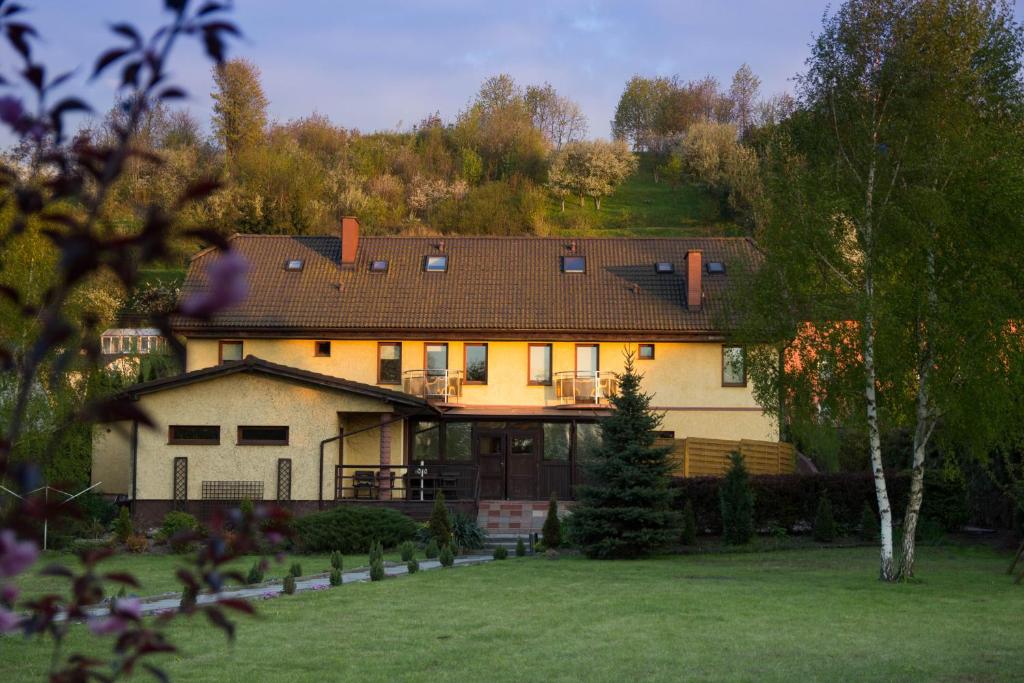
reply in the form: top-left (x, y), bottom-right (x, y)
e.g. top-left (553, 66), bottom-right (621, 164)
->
top-left (330, 550), bottom-right (343, 571)
top-left (451, 512), bottom-right (485, 550)
top-left (369, 558), bottom-right (385, 581)
top-left (720, 453), bottom-right (754, 545)
top-left (542, 495), bottom-right (561, 549)
top-left (424, 539), bottom-right (439, 559)
top-left (113, 506), bottom-right (133, 543)
top-left (515, 537), bottom-right (526, 557)
top-left (493, 546), bottom-right (508, 560)
top-left (368, 539), bottom-right (384, 565)
top-left (125, 534), bottom-right (148, 554)
top-left (407, 558), bottom-right (420, 574)
top-left (813, 492), bottom-right (837, 543)
top-left (289, 561), bottom-right (302, 577)
top-left (246, 561), bottom-right (265, 585)
top-left (283, 575), bottom-right (296, 595)
top-left (329, 568), bottom-right (343, 586)
top-left (399, 540), bottom-right (416, 562)
top-left (439, 545), bottom-right (455, 568)
top-left (292, 506), bottom-right (418, 553)
top-left (429, 493), bottom-right (452, 548)
top-left (681, 500), bottom-right (697, 545)
top-left (158, 511), bottom-right (200, 553)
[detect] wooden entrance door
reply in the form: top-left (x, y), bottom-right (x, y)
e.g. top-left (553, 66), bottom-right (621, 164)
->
top-left (507, 428), bottom-right (539, 500)
top-left (476, 430), bottom-right (505, 499)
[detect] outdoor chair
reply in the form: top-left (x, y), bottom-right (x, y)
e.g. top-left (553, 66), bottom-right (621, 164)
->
top-left (352, 470), bottom-right (377, 499)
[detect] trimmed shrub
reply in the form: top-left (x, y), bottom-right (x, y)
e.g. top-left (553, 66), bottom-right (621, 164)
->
top-left (158, 511), bottom-right (200, 553)
top-left (240, 497), bottom-right (254, 517)
top-left (246, 561), bottom-right (265, 585)
top-left (330, 550), bottom-right (343, 571)
top-left (113, 506), bottom-right (133, 543)
top-left (407, 558), bottom-right (420, 574)
top-left (180, 585), bottom-right (197, 610)
top-left (70, 538), bottom-right (113, 554)
top-left (289, 562), bottom-right (302, 578)
top-left (329, 568), bottom-right (343, 586)
top-left (292, 506), bottom-right (418, 553)
top-left (399, 540), bottom-right (416, 562)
top-left (424, 539), bottom-right (439, 559)
top-left (439, 545), bottom-right (455, 568)
top-left (369, 558), bottom-right (385, 581)
top-left (859, 502), bottom-right (879, 541)
top-left (515, 537), bottom-right (526, 557)
top-left (125, 534), bottom-right (148, 554)
top-left (451, 512), bottom-right (485, 550)
top-left (681, 500), bottom-right (697, 546)
top-left (813, 492), bottom-right (836, 543)
top-left (493, 546), bottom-right (508, 560)
top-left (368, 539), bottom-right (384, 565)
top-left (720, 453), bottom-right (754, 545)
top-left (283, 575), bottom-right (296, 595)
top-left (542, 495), bottom-right (562, 549)
top-left (429, 493), bottom-right (452, 548)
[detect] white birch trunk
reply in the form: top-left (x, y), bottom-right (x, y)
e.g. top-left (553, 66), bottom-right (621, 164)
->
top-left (863, 302), bottom-right (897, 581)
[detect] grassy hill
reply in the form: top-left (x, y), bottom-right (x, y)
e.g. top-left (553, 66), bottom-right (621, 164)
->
top-left (543, 152), bottom-right (743, 237)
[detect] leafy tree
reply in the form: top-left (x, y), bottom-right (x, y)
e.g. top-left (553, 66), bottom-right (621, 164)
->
top-left (525, 83), bottom-right (588, 150)
top-left (736, 0), bottom-right (1024, 580)
top-left (542, 494), bottom-right (561, 549)
top-left (211, 58), bottom-right (268, 158)
top-left (720, 453), bottom-right (754, 545)
top-left (570, 351), bottom-right (681, 558)
top-left (728, 64), bottom-right (761, 138)
top-left (612, 75), bottom-right (674, 150)
top-left (548, 140), bottom-right (637, 210)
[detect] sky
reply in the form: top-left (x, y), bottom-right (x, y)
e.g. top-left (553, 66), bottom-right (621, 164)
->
top-left (8, 1), bottom-right (1024, 144)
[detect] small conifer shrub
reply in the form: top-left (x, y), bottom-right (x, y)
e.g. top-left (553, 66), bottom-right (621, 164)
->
top-left (246, 561), bottom-right (265, 585)
top-left (399, 540), bottom-right (416, 562)
top-left (439, 545), bottom-right (455, 568)
top-left (329, 568), bottom-right (343, 586)
top-left (720, 452), bottom-right (754, 545)
top-left (493, 546), bottom-right (508, 560)
top-left (429, 493), bottom-right (452, 548)
top-left (113, 506), bottom-right (133, 543)
top-left (330, 550), bottom-right (343, 571)
top-left (515, 537), bottom-right (526, 557)
top-left (369, 539), bottom-right (384, 565)
top-left (542, 494), bottom-right (562, 549)
top-left (681, 499), bottom-right (697, 545)
top-left (283, 574), bottom-right (296, 595)
top-left (289, 561), bottom-right (303, 577)
top-left (424, 539), bottom-right (439, 559)
top-left (813, 492), bottom-right (837, 543)
top-left (406, 558), bottom-right (420, 574)
top-left (859, 502), bottom-right (879, 542)
top-left (369, 558), bottom-right (385, 581)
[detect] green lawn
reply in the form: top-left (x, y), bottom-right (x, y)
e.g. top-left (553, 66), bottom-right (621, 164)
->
top-left (2, 545), bottom-right (1021, 681)
top-left (544, 153), bottom-right (742, 237)
top-left (12, 550), bottom-right (406, 602)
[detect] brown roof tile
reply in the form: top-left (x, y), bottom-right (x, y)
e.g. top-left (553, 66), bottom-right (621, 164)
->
top-left (173, 235), bottom-right (759, 337)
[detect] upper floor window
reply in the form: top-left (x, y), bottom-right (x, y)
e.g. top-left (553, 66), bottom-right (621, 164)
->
top-left (465, 343), bottom-right (488, 384)
top-left (378, 342), bottom-right (402, 384)
top-left (528, 344), bottom-right (552, 385)
top-left (315, 341), bottom-right (331, 357)
top-left (576, 344), bottom-right (599, 373)
top-left (425, 343), bottom-right (448, 373)
top-left (638, 343), bottom-right (655, 360)
top-left (219, 340), bottom-right (243, 364)
top-left (561, 256), bottom-right (586, 273)
top-left (722, 346), bottom-right (747, 386)
top-left (424, 255), bottom-right (448, 272)
top-left (168, 425), bottom-right (220, 445)
top-left (237, 425), bottom-right (289, 445)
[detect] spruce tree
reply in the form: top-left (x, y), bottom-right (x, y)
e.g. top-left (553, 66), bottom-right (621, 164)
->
top-left (720, 452), bottom-right (754, 545)
top-left (429, 492), bottom-right (452, 548)
top-left (569, 351), bottom-right (681, 558)
top-left (542, 494), bottom-right (562, 549)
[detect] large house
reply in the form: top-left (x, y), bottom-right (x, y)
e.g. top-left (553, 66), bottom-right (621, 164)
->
top-left (92, 218), bottom-right (790, 527)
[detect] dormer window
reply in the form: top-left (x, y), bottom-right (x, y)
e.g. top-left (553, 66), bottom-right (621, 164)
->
top-left (285, 259), bottom-right (304, 271)
top-left (655, 262), bottom-right (674, 274)
top-left (425, 255), bottom-right (448, 272)
top-left (370, 259), bottom-right (388, 272)
top-left (706, 261), bottom-right (726, 275)
top-left (561, 256), bottom-right (586, 273)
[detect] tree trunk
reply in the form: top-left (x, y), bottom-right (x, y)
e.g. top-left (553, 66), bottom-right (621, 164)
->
top-left (864, 303), bottom-right (897, 581)
top-left (595, 196), bottom-right (601, 210)
top-left (560, 198), bottom-right (565, 212)
top-left (579, 195), bottom-right (585, 208)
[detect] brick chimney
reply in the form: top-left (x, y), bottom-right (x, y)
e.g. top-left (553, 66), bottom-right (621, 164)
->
top-left (340, 216), bottom-right (359, 269)
top-left (686, 250), bottom-right (702, 310)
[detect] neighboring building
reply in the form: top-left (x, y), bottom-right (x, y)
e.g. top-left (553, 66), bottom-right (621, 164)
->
top-left (99, 327), bottom-right (169, 377)
top-left (93, 217), bottom-right (789, 525)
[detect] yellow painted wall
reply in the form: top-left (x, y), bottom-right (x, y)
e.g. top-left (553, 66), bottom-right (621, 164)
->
top-left (184, 338), bottom-right (777, 441)
top-left (92, 422), bottom-right (132, 495)
top-left (93, 372), bottom-right (407, 501)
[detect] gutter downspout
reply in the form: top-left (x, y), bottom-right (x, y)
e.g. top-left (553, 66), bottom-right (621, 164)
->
top-left (130, 419), bottom-right (139, 508)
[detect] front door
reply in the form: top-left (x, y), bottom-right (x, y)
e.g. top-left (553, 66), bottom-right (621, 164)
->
top-left (507, 428), bottom-right (539, 499)
top-left (477, 430), bottom-right (505, 499)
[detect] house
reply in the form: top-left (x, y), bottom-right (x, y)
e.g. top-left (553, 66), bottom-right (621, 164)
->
top-left (92, 217), bottom-right (789, 527)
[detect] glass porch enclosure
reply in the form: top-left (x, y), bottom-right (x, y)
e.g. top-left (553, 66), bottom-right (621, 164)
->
top-left (407, 419), bottom-right (603, 501)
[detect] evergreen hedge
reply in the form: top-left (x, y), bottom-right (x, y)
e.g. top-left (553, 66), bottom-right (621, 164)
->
top-left (292, 506), bottom-right (418, 553)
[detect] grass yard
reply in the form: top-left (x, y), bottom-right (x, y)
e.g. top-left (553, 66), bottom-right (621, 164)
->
top-left (2, 545), bottom-right (1021, 681)
top-left (544, 153), bottom-right (741, 237)
top-left (12, 550), bottom-right (406, 603)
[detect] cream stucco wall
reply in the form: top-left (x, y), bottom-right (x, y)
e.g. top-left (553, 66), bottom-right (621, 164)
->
top-left (92, 422), bottom-right (132, 495)
top-left (185, 337), bottom-right (777, 441)
top-left (106, 372), bottom-right (405, 501)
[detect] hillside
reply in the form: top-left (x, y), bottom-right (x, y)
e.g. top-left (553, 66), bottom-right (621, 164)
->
top-left (544, 153), bottom-right (743, 237)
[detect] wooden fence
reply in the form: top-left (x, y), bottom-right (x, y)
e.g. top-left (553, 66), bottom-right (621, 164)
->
top-left (661, 437), bottom-right (794, 478)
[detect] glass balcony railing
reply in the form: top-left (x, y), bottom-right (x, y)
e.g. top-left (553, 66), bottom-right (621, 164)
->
top-left (402, 369), bottom-right (463, 402)
top-left (554, 370), bottom-right (618, 405)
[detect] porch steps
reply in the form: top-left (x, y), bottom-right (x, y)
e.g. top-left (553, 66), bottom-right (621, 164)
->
top-left (482, 533), bottom-right (533, 552)
top-left (477, 500), bottom-right (574, 550)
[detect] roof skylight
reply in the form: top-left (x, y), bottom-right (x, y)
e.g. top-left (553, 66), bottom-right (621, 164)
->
top-left (370, 259), bottom-right (389, 273)
top-left (425, 255), bottom-right (448, 272)
top-left (655, 262), bottom-right (674, 274)
top-left (285, 259), bottom-right (304, 271)
top-left (706, 261), bottom-right (726, 275)
top-left (561, 256), bottom-right (586, 273)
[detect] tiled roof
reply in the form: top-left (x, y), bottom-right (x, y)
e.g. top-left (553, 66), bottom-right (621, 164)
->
top-left (174, 235), bottom-right (759, 336)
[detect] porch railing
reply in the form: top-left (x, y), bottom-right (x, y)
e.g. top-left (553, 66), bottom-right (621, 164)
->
top-left (402, 369), bottom-right (463, 402)
top-left (554, 370), bottom-right (618, 405)
top-left (335, 464), bottom-right (478, 502)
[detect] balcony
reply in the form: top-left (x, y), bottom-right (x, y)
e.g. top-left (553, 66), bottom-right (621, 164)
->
top-left (402, 369), bottom-right (463, 403)
top-left (554, 370), bottom-right (618, 406)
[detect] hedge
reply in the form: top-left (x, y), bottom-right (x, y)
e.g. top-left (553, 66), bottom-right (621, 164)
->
top-left (292, 506), bottom-right (419, 553)
top-left (671, 470), bottom-right (968, 535)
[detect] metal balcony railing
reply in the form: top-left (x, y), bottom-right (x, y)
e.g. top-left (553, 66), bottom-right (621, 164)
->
top-left (402, 369), bottom-right (463, 402)
top-left (554, 370), bottom-right (618, 405)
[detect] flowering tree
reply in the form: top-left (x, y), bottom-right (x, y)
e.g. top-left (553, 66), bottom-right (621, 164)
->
top-left (0, 1), bottom-right (290, 679)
